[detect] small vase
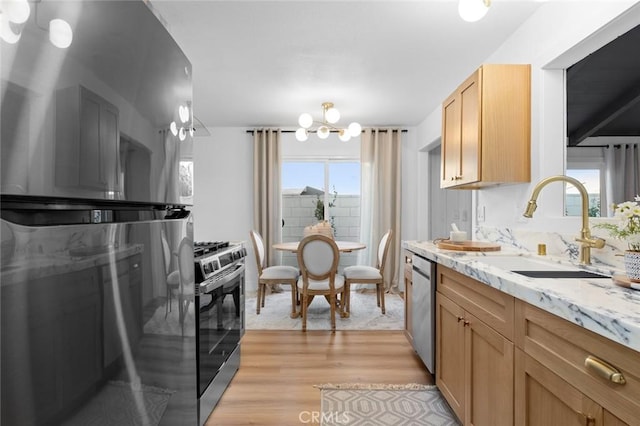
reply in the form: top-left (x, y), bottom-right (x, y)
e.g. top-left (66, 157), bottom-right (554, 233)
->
top-left (624, 251), bottom-right (640, 282)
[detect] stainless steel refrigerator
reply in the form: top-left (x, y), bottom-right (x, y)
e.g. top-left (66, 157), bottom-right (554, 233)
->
top-left (1, 1), bottom-right (197, 424)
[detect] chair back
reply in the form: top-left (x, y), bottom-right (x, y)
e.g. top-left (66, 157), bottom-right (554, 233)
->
top-left (177, 236), bottom-right (194, 295)
top-left (161, 228), bottom-right (172, 275)
top-left (297, 234), bottom-right (340, 289)
top-left (377, 229), bottom-right (393, 273)
top-left (249, 230), bottom-right (266, 274)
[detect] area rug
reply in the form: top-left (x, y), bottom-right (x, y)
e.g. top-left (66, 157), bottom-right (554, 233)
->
top-left (246, 291), bottom-right (404, 330)
top-left (62, 381), bottom-right (174, 426)
top-left (316, 383), bottom-right (460, 426)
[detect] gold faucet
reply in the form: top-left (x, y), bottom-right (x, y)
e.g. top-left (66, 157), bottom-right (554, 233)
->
top-left (523, 175), bottom-right (605, 265)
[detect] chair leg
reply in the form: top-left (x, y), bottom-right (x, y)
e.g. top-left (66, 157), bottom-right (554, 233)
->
top-left (289, 283), bottom-right (298, 318)
top-left (376, 286), bottom-right (381, 307)
top-left (165, 286), bottom-right (170, 318)
top-left (261, 286), bottom-right (266, 307)
top-left (301, 293), bottom-right (308, 332)
top-left (341, 284), bottom-right (350, 318)
top-left (379, 283), bottom-right (386, 314)
top-left (329, 293), bottom-right (336, 333)
top-left (256, 284), bottom-right (262, 314)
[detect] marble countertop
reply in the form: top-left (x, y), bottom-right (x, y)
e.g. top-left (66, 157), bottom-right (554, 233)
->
top-left (403, 240), bottom-right (640, 353)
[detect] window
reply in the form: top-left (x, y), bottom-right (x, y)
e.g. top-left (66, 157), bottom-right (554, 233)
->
top-left (565, 168), bottom-right (603, 217)
top-left (565, 146), bottom-right (606, 217)
top-left (281, 160), bottom-right (360, 269)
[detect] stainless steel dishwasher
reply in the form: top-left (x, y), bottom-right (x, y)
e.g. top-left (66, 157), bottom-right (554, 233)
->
top-left (411, 254), bottom-right (436, 374)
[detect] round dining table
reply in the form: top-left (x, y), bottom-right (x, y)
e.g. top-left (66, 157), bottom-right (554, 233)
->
top-left (272, 240), bottom-right (366, 253)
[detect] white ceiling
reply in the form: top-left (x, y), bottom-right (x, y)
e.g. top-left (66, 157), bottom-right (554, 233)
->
top-left (150, 0), bottom-right (545, 130)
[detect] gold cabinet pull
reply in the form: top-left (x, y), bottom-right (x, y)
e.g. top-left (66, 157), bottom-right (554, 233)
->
top-left (584, 355), bottom-right (626, 385)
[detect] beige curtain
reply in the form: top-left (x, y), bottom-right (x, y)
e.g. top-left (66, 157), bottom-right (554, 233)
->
top-left (253, 129), bottom-right (282, 268)
top-left (359, 128), bottom-right (402, 292)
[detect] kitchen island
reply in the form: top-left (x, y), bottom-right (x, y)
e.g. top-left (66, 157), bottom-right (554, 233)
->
top-left (404, 240), bottom-right (640, 426)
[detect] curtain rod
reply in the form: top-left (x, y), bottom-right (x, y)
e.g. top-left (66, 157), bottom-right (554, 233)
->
top-left (246, 129), bottom-right (408, 134)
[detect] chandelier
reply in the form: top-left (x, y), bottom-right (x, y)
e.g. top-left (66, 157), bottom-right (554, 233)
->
top-left (295, 102), bottom-right (362, 142)
top-left (0, 0), bottom-right (73, 48)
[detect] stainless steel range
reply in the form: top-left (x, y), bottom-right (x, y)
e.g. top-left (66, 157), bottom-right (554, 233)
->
top-left (194, 241), bottom-right (246, 424)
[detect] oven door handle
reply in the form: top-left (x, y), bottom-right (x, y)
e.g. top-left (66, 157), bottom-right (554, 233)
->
top-left (221, 264), bottom-right (244, 289)
top-left (199, 263), bottom-right (244, 294)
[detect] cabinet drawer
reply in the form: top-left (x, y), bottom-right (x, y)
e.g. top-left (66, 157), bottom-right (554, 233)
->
top-left (437, 265), bottom-right (514, 339)
top-left (515, 300), bottom-right (640, 424)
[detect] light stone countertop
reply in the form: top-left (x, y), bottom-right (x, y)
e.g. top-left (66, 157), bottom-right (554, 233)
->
top-left (403, 240), bottom-right (640, 353)
top-left (1, 244), bottom-right (144, 286)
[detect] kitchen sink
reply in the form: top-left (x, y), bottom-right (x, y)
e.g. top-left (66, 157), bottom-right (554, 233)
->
top-left (473, 255), bottom-right (610, 279)
top-left (510, 270), bottom-right (609, 279)
top-left (474, 255), bottom-right (568, 271)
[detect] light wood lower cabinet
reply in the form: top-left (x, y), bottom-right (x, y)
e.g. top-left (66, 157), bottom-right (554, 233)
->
top-left (436, 265), bottom-right (514, 425)
top-left (433, 264), bottom-right (639, 425)
top-left (515, 301), bottom-right (639, 425)
top-left (515, 348), bottom-right (629, 426)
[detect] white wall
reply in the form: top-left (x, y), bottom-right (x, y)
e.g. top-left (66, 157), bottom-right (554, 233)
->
top-left (192, 127), bottom-right (257, 289)
top-left (414, 1), bottom-right (640, 235)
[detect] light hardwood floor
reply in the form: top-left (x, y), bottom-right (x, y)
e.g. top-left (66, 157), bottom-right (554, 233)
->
top-left (204, 330), bottom-right (433, 425)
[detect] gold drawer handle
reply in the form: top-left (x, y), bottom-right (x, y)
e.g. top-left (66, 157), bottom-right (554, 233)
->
top-left (584, 355), bottom-right (626, 385)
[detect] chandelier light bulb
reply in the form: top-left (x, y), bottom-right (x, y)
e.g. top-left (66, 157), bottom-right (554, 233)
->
top-left (325, 107), bottom-right (340, 124)
top-left (170, 121), bottom-right (178, 136)
top-left (298, 113), bottom-right (313, 129)
top-left (49, 18), bottom-right (73, 48)
top-left (338, 129), bottom-right (351, 142)
top-left (5, 0), bottom-right (30, 24)
top-left (317, 126), bottom-right (330, 140)
top-left (458, 0), bottom-right (490, 22)
top-left (178, 127), bottom-right (186, 141)
top-left (348, 122), bottom-right (362, 137)
top-left (179, 104), bottom-right (190, 123)
top-left (295, 128), bottom-right (308, 142)
top-left (0, 16), bottom-right (22, 44)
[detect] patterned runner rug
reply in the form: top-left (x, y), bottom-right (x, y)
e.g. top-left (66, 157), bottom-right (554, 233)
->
top-left (317, 383), bottom-right (460, 426)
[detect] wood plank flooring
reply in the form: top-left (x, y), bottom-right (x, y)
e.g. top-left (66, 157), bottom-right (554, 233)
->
top-left (204, 330), bottom-right (433, 425)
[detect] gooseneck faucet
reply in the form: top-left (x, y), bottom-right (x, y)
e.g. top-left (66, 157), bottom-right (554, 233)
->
top-left (523, 175), bottom-right (605, 265)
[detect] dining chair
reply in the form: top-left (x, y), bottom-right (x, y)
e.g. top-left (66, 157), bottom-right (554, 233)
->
top-left (176, 236), bottom-right (195, 336)
top-left (249, 230), bottom-right (300, 317)
top-left (296, 234), bottom-right (346, 332)
top-left (343, 229), bottom-right (393, 316)
top-left (162, 228), bottom-right (181, 318)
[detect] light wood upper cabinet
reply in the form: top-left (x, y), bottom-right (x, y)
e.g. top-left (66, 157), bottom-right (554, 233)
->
top-left (441, 64), bottom-right (531, 189)
top-left (56, 86), bottom-right (120, 192)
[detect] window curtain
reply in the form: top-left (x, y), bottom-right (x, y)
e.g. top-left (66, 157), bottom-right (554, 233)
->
top-left (359, 128), bottom-right (402, 292)
top-left (253, 129), bottom-right (283, 276)
top-left (605, 143), bottom-right (640, 215)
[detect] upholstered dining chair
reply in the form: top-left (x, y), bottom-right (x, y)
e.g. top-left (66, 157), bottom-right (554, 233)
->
top-left (343, 229), bottom-right (393, 316)
top-left (162, 228), bottom-right (181, 318)
top-left (249, 230), bottom-right (300, 318)
top-left (176, 236), bottom-right (195, 336)
top-left (296, 234), bottom-right (346, 332)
